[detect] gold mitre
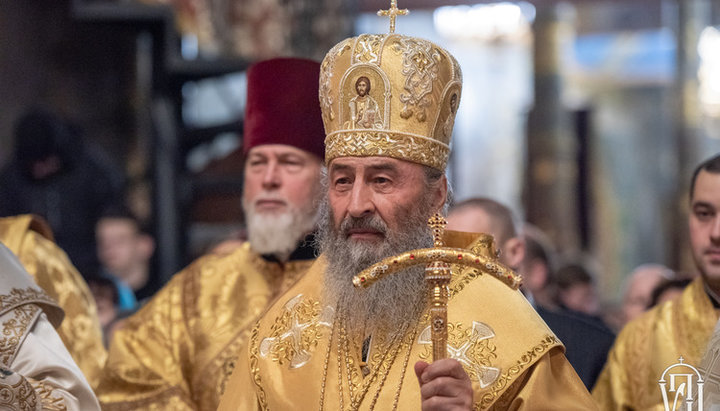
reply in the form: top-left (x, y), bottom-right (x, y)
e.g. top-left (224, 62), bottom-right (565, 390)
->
top-left (319, 16), bottom-right (462, 170)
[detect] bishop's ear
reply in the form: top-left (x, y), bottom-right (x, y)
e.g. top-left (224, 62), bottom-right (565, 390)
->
top-left (431, 175), bottom-right (448, 214)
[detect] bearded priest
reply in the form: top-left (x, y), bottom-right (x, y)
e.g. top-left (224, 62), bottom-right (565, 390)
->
top-left (96, 57), bottom-right (326, 410)
top-left (218, 10), bottom-right (597, 410)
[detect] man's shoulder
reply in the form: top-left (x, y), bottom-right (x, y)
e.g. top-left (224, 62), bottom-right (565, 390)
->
top-left (606, 285), bottom-right (695, 375)
top-left (592, 288), bottom-right (700, 408)
top-left (538, 306), bottom-right (615, 341)
top-left (445, 266), bottom-right (561, 369)
top-left (173, 243), bottom-right (264, 283)
top-left (120, 245), bottom-right (273, 338)
top-left (0, 215), bottom-right (53, 253)
top-left (0, 215), bottom-right (87, 319)
top-left (618, 278), bottom-right (701, 343)
top-left (448, 266), bottom-right (540, 322)
top-left (0, 244), bottom-right (64, 327)
top-left (536, 307), bottom-right (616, 362)
top-left (129, 244), bottom-right (265, 314)
top-left (537, 305), bottom-right (615, 388)
top-left (624, 302), bottom-right (668, 333)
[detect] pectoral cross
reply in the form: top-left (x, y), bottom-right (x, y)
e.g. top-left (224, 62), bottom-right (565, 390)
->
top-left (377, 0), bottom-right (409, 34)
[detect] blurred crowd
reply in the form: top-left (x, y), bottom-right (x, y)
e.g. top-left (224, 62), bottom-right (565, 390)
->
top-left (2, 48), bottom-right (718, 408)
top-left (0, 107), bottom-right (695, 351)
top-left (0, 108), bottom-right (160, 347)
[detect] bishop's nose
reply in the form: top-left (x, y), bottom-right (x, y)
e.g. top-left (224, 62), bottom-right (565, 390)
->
top-left (347, 182), bottom-right (375, 218)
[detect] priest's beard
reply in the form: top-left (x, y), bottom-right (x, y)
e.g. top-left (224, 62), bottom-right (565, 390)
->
top-left (243, 195), bottom-right (319, 261)
top-left (318, 196), bottom-right (435, 340)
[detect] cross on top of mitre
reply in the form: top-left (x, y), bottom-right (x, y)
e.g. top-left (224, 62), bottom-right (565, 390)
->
top-left (377, 0), bottom-right (409, 34)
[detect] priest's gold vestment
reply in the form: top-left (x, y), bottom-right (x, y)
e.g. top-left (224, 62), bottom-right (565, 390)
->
top-left (0, 214), bottom-right (106, 387)
top-left (96, 242), bottom-right (313, 410)
top-left (592, 277), bottom-right (719, 410)
top-left (219, 232), bottom-right (597, 410)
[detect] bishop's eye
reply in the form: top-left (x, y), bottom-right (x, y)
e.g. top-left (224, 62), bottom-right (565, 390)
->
top-left (333, 177), bottom-right (351, 187)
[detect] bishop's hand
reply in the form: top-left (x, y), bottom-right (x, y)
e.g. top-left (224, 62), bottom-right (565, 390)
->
top-left (414, 359), bottom-right (473, 410)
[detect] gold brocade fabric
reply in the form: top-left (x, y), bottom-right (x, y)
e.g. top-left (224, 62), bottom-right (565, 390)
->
top-left (592, 277), bottom-right (720, 410)
top-left (218, 231), bottom-right (597, 410)
top-left (96, 242), bottom-right (313, 410)
top-left (0, 215), bottom-right (106, 388)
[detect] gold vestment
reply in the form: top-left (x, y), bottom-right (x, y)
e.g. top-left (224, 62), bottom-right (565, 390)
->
top-left (592, 277), bottom-right (719, 410)
top-left (0, 214), bottom-right (106, 387)
top-left (96, 242), bottom-right (313, 410)
top-left (219, 232), bottom-right (596, 410)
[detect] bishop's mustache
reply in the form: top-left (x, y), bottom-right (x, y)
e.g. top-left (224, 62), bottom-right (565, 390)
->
top-left (338, 215), bottom-right (388, 238)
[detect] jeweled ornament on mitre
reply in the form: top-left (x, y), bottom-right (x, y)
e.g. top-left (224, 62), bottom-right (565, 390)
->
top-left (319, 1), bottom-right (463, 171)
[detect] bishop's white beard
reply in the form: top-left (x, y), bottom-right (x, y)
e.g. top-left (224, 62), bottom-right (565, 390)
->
top-left (318, 195), bottom-right (434, 339)
top-left (243, 196), bottom-right (318, 261)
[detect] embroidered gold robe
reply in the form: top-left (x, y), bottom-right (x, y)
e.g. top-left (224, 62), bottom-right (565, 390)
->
top-left (592, 277), bottom-right (719, 410)
top-left (0, 214), bottom-right (106, 387)
top-left (96, 242), bottom-right (314, 410)
top-left (218, 232), bottom-right (596, 410)
top-left (0, 242), bottom-right (100, 410)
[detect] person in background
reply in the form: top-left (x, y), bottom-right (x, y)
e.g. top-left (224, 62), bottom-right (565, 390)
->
top-left (0, 214), bottom-right (106, 388)
top-left (447, 197), bottom-right (615, 389)
top-left (96, 206), bottom-right (157, 305)
top-left (446, 198), bottom-right (525, 268)
top-left (620, 263), bottom-right (674, 325)
top-left (97, 57), bottom-right (326, 410)
top-left (87, 275), bottom-right (120, 345)
top-left (555, 262), bottom-right (602, 317)
top-left (647, 277), bottom-right (693, 309)
top-left (593, 153), bottom-right (720, 408)
top-left (554, 261), bottom-right (616, 336)
top-left (521, 223), bottom-right (559, 308)
top-left (0, 242), bottom-right (100, 410)
top-left (0, 107), bottom-right (124, 277)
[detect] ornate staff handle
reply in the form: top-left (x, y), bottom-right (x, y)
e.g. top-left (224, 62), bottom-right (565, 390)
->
top-left (353, 213), bottom-right (522, 361)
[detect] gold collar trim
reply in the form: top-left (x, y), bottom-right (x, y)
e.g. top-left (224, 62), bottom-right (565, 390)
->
top-left (1, 304), bottom-right (42, 367)
top-left (0, 287), bottom-right (58, 317)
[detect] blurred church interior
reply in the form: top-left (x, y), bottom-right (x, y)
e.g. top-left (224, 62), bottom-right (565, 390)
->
top-left (1, 0), bottom-right (719, 307)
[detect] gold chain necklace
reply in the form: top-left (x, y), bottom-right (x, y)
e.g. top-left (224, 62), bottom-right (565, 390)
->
top-left (368, 323), bottom-right (418, 410)
top-left (319, 313), bottom-right (338, 411)
top-left (336, 316), bottom-right (346, 410)
top-left (341, 320), bottom-right (395, 407)
top-left (321, 305), bottom-right (419, 411)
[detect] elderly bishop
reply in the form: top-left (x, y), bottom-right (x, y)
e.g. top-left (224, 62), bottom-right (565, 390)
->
top-left (219, 12), bottom-right (596, 410)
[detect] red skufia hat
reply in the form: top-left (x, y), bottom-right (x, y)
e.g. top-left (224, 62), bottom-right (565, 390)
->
top-left (243, 57), bottom-right (325, 160)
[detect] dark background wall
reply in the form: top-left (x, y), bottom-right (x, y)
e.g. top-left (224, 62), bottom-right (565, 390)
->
top-left (0, 0), bottom-right (136, 171)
